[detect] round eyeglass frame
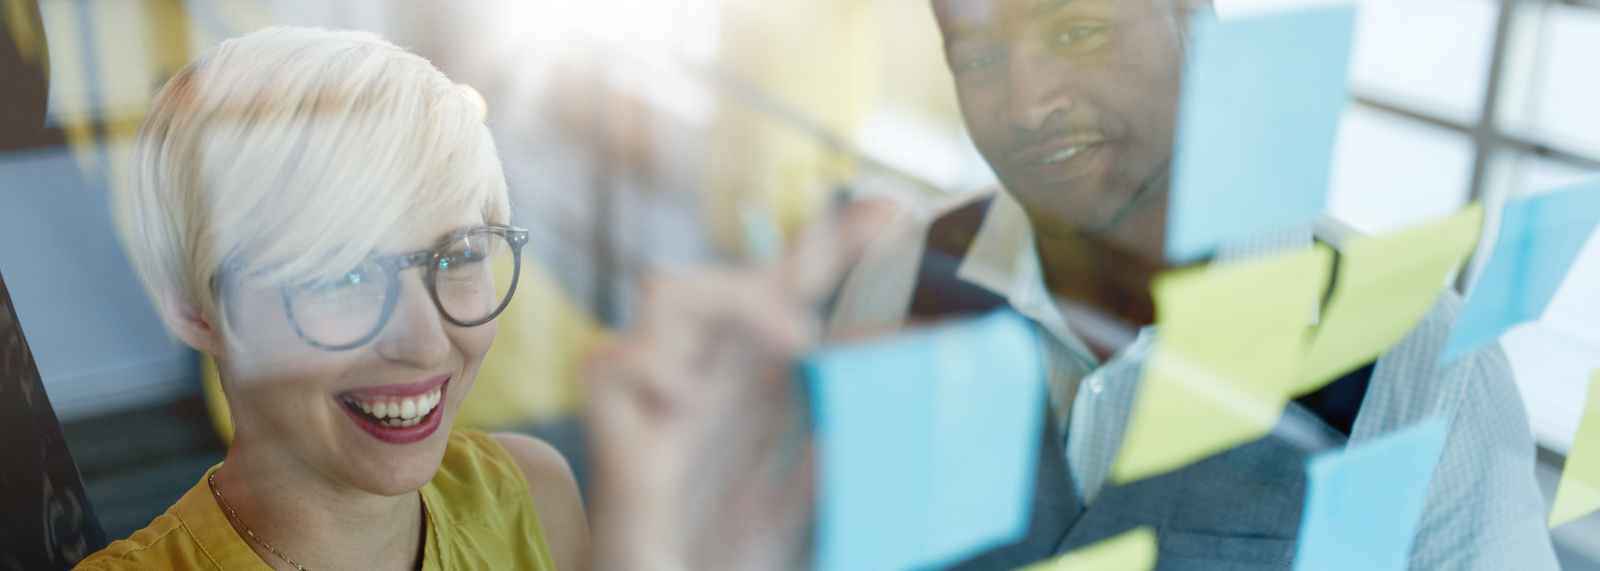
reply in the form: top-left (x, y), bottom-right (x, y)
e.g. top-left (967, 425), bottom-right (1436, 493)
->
top-left (224, 225), bottom-right (529, 352)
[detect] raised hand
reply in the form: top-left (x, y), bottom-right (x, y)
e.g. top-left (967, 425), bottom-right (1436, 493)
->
top-left (583, 198), bottom-right (900, 571)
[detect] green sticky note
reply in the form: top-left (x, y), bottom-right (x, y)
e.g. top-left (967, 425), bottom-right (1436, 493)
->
top-left (1551, 370), bottom-right (1600, 528)
top-left (1112, 247), bottom-right (1332, 483)
top-left (1012, 527), bottom-right (1157, 571)
top-left (1292, 205), bottom-right (1484, 395)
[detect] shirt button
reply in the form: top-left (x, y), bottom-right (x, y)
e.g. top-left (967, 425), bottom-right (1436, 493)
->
top-left (1088, 378), bottom-right (1103, 394)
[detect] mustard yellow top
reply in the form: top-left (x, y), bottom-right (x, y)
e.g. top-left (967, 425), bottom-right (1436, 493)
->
top-left (74, 429), bottom-right (558, 570)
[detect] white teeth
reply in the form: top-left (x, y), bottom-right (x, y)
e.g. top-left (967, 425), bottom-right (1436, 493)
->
top-left (415, 390), bottom-right (440, 419)
top-left (347, 387), bottom-right (445, 426)
top-left (1040, 146), bottom-right (1084, 164)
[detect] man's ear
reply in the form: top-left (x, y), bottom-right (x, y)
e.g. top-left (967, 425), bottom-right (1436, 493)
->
top-left (159, 291), bottom-right (225, 356)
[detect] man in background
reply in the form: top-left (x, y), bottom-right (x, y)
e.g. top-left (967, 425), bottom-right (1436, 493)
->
top-left (583, 0), bottom-right (1559, 569)
top-left (825, 0), bottom-right (1559, 568)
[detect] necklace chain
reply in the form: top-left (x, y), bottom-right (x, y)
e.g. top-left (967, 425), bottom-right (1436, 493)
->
top-left (208, 472), bottom-right (311, 571)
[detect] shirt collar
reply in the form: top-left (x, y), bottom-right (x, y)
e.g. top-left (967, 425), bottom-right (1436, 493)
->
top-left (956, 190), bottom-right (1101, 370)
top-left (953, 188), bottom-right (1316, 366)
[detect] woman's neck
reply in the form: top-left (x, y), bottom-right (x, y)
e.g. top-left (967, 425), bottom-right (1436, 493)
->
top-left (212, 440), bottom-right (426, 571)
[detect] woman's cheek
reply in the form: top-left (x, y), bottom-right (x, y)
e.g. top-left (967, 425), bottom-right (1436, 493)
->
top-left (459, 319), bottom-right (497, 365)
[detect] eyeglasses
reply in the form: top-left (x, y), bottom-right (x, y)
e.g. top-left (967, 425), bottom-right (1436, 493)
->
top-left (223, 225), bottom-right (529, 351)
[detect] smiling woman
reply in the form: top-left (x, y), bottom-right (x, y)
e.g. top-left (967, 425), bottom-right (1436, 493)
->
top-left (72, 27), bottom-right (586, 571)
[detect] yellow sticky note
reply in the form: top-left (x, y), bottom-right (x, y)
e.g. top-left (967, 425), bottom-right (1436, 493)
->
top-left (1112, 246), bottom-right (1332, 483)
top-left (1551, 370), bottom-right (1600, 528)
top-left (1012, 527), bottom-right (1157, 571)
top-left (1292, 205), bottom-right (1483, 395)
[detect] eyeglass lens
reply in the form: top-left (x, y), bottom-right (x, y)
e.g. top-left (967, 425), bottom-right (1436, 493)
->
top-left (433, 231), bottom-right (516, 325)
top-left (285, 230), bottom-right (517, 348)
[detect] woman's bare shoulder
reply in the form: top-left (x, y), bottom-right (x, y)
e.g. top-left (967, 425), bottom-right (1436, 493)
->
top-left (489, 432), bottom-right (590, 571)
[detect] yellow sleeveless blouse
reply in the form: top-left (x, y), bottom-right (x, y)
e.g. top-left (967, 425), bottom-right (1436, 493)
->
top-left (73, 429), bottom-right (559, 570)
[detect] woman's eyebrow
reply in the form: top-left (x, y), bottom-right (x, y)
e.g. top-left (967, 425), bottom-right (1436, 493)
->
top-left (428, 224), bottom-right (486, 248)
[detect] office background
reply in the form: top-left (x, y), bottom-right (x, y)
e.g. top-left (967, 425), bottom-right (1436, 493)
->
top-left (0, 0), bottom-right (1597, 567)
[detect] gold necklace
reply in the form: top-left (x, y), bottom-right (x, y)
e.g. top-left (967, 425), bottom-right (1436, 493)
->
top-left (208, 472), bottom-right (311, 571)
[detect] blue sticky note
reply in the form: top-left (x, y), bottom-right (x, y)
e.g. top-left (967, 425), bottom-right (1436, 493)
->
top-left (1166, 6), bottom-right (1356, 264)
top-left (807, 310), bottom-right (1045, 571)
top-left (1294, 418), bottom-right (1450, 571)
top-left (1441, 179), bottom-right (1600, 364)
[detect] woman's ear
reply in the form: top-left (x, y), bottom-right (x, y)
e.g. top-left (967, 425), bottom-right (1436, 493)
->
top-left (159, 291), bottom-right (225, 356)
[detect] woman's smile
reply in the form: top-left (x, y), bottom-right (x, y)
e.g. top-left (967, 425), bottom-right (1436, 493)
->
top-left (335, 373), bottom-right (452, 444)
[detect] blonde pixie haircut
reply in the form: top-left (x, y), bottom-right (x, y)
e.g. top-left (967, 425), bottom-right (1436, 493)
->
top-left (127, 26), bottom-right (509, 340)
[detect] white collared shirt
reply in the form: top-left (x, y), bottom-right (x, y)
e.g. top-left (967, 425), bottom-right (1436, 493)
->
top-left (829, 187), bottom-right (1559, 570)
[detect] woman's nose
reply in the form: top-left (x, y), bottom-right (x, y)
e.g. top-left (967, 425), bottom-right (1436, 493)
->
top-left (374, 272), bottom-right (451, 368)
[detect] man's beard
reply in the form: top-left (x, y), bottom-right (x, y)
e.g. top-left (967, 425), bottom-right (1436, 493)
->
top-left (1031, 157), bottom-right (1171, 241)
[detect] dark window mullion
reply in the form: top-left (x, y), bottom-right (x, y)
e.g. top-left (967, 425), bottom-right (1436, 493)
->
top-left (1451, 0), bottom-right (1526, 293)
top-left (1520, 140), bottom-right (1600, 171)
top-left (1353, 96), bottom-right (1600, 170)
top-left (1466, 0), bottom-right (1522, 206)
top-left (1351, 96), bottom-right (1476, 135)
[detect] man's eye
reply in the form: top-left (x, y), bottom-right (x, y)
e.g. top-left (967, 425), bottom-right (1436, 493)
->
top-left (959, 52), bottom-right (1003, 73)
top-left (1051, 23), bottom-right (1110, 52)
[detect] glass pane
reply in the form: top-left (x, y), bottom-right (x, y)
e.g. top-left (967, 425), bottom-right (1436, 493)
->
top-left (1502, 229), bottom-right (1600, 453)
top-left (1515, 153), bottom-right (1600, 197)
top-left (1502, 322), bottom-right (1600, 453)
top-left (1326, 105), bottom-right (1475, 235)
top-left (1499, 153), bottom-right (1600, 453)
top-left (1526, 4), bottom-right (1600, 158)
top-left (40, 0), bottom-right (163, 123)
top-left (1348, 0), bottom-right (1499, 125)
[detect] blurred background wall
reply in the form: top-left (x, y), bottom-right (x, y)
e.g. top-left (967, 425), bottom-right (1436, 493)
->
top-left (1, 0), bottom-right (1598, 564)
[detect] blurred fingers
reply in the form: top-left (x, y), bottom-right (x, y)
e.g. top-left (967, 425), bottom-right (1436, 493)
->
top-left (779, 196), bottom-right (902, 305)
